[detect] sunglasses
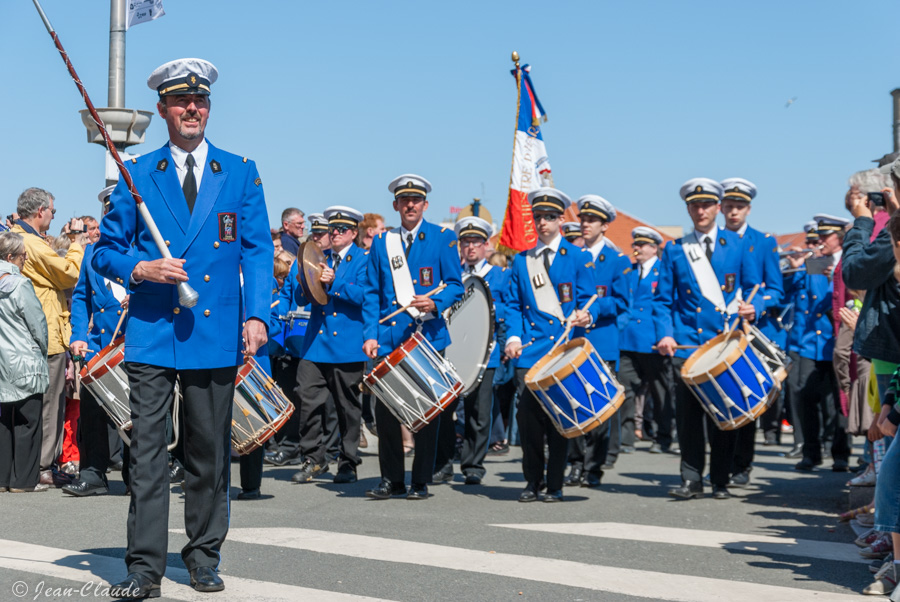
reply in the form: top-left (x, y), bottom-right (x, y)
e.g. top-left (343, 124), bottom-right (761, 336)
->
top-left (329, 225), bottom-right (354, 234)
top-left (533, 214), bottom-right (560, 223)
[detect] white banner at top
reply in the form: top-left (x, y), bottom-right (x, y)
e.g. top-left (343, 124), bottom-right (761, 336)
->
top-left (126, 0), bottom-right (165, 30)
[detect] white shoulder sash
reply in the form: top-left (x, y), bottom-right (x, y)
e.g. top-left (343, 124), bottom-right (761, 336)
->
top-left (525, 250), bottom-right (566, 321)
top-left (475, 262), bottom-right (492, 278)
top-left (385, 229), bottom-right (422, 320)
top-left (681, 233), bottom-right (741, 314)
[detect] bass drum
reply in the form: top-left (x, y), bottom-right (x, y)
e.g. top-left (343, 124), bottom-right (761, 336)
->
top-left (442, 274), bottom-right (495, 398)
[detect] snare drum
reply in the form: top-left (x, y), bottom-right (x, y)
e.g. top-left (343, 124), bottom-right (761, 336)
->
top-left (524, 337), bottom-right (624, 439)
top-left (231, 356), bottom-right (295, 455)
top-left (680, 331), bottom-right (779, 431)
top-left (363, 332), bottom-right (464, 432)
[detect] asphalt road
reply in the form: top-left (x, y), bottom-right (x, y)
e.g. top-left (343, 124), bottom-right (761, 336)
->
top-left (0, 430), bottom-right (872, 601)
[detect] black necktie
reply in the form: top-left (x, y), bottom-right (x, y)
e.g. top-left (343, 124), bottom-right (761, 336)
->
top-left (542, 248), bottom-right (552, 273)
top-left (105, 279), bottom-right (113, 292)
top-left (183, 153), bottom-right (197, 213)
top-left (638, 264), bottom-right (644, 280)
top-left (332, 253), bottom-right (341, 271)
top-left (405, 233), bottom-right (413, 258)
top-left (703, 236), bottom-right (713, 262)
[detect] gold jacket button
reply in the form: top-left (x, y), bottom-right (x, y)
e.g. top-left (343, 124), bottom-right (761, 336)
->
top-left (816, 313), bottom-right (822, 318)
top-left (636, 319), bottom-right (641, 323)
top-left (173, 307), bottom-right (180, 314)
top-left (548, 320), bottom-right (554, 324)
top-left (720, 285), bottom-right (725, 291)
top-left (322, 311), bottom-right (326, 316)
top-left (392, 301), bottom-right (397, 305)
top-left (639, 307), bottom-right (643, 312)
top-left (165, 240), bottom-right (170, 247)
top-left (204, 275), bottom-right (210, 282)
top-left (117, 310), bottom-right (121, 315)
top-left (214, 242), bottom-right (220, 249)
top-left (333, 331), bottom-right (338, 336)
top-left (816, 330), bottom-right (822, 335)
top-left (333, 312), bottom-right (337, 317)
top-left (812, 295), bottom-right (817, 300)
top-left (696, 307), bottom-right (702, 313)
top-left (697, 328), bottom-right (703, 334)
top-left (100, 308), bottom-right (104, 313)
top-left (412, 280), bottom-right (417, 285)
top-left (390, 321), bottom-right (396, 326)
top-left (204, 310), bottom-right (211, 317)
top-left (100, 329), bottom-right (105, 334)
top-left (319, 330), bottom-right (324, 335)
top-left (549, 336), bottom-right (555, 341)
top-left (686, 289), bottom-right (691, 295)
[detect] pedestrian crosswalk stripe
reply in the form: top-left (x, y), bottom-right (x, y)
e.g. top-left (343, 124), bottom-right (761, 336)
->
top-left (492, 522), bottom-right (867, 565)
top-left (0, 538), bottom-right (394, 602)
top-left (226, 527), bottom-right (862, 602)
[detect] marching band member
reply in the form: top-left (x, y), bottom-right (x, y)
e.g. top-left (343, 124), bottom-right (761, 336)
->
top-left (504, 188), bottom-right (598, 502)
top-left (787, 214), bottom-right (852, 472)
top-left (567, 195), bottom-right (629, 487)
top-left (362, 174), bottom-right (464, 500)
top-left (64, 186), bottom-right (130, 498)
top-left (653, 178), bottom-right (762, 500)
top-left (562, 221), bottom-right (584, 247)
top-left (619, 227), bottom-right (678, 455)
top-left (93, 58), bottom-right (274, 597)
top-left (307, 212), bottom-right (331, 251)
top-left (718, 178), bottom-right (784, 487)
top-left (290, 206), bottom-right (369, 484)
top-left (433, 216), bottom-right (509, 486)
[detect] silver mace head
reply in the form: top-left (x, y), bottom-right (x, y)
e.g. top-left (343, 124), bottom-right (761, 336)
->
top-left (177, 282), bottom-right (199, 308)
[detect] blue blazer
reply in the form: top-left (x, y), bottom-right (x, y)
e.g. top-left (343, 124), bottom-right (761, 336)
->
top-left (789, 271), bottom-right (835, 361)
top-left (784, 272), bottom-right (809, 354)
top-left (652, 228), bottom-right (763, 359)
top-left (738, 225), bottom-right (784, 344)
top-left (363, 220), bottom-right (464, 353)
top-left (573, 246), bottom-right (630, 363)
top-left (506, 239), bottom-right (600, 369)
top-left (292, 243), bottom-right (369, 364)
top-left (92, 141), bottom-right (274, 369)
top-left (620, 259), bottom-right (661, 354)
top-left (71, 244), bottom-right (129, 361)
top-left (477, 264), bottom-right (510, 370)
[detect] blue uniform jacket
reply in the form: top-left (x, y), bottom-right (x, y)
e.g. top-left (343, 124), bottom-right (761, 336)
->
top-left (363, 221), bottom-right (464, 353)
top-left (506, 239), bottom-right (600, 369)
top-left (620, 259), bottom-right (661, 354)
top-left (738, 226), bottom-right (784, 344)
top-left (273, 263), bottom-right (308, 358)
top-left (787, 271), bottom-right (834, 361)
top-left (573, 246), bottom-right (630, 363)
top-left (71, 244), bottom-right (129, 361)
top-left (293, 243), bottom-right (369, 364)
top-left (478, 264), bottom-right (511, 370)
top-left (92, 141), bottom-right (274, 369)
top-left (784, 271), bottom-right (808, 353)
top-left (652, 228), bottom-right (763, 359)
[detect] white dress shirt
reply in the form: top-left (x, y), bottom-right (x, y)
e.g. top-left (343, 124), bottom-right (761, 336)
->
top-left (169, 139), bottom-right (208, 190)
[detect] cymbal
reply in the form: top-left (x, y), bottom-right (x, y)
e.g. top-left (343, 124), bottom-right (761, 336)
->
top-left (298, 241), bottom-right (329, 305)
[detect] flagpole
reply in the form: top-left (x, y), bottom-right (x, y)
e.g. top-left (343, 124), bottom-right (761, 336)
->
top-left (497, 51), bottom-right (524, 257)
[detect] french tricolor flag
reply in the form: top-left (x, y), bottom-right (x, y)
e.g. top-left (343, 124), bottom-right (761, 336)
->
top-left (498, 63), bottom-right (553, 253)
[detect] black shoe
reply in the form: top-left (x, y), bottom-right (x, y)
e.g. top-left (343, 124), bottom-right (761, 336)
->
top-left (668, 480), bottom-right (703, 500)
top-left (581, 472), bottom-right (602, 488)
top-left (264, 449), bottom-right (303, 466)
top-left (291, 459), bottom-right (327, 483)
top-left (542, 489), bottom-right (563, 503)
top-left (729, 470), bottom-right (750, 488)
top-left (712, 485), bottom-right (731, 500)
top-left (464, 473), bottom-right (482, 485)
top-left (648, 442), bottom-right (663, 454)
top-left (763, 432), bottom-right (777, 446)
top-left (794, 458), bottom-right (821, 472)
top-left (366, 479), bottom-right (406, 500)
top-left (168, 464), bottom-right (184, 484)
top-left (109, 573), bottom-right (160, 599)
top-left (432, 469), bottom-right (453, 484)
top-left (833, 459), bottom-right (850, 473)
top-left (621, 445), bottom-right (635, 454)
top-left (519, 485), bottom-right (539, 503)
top-left (666, 446), bottom-right (681, 455)
top-left (407, 484), bottom-right (429, 500)
top-left (333, 466), bottom-right (358, 484)
top-left (563, 466), bottom-right (583, 487)
top-left (189, 566), bottom-right (224, 592)
top-left (237, 488), bottom-right (260, 500)
top-left (61, 480), bottom-right (108, 497)
top-left (601, 462), bottom-right (615, 470)
top-left (109, 460), bottom-right (124, 472)
top-left (784, 445), bottom-right (803, 459)
top-left (487, 441), bottom-right (510, 455)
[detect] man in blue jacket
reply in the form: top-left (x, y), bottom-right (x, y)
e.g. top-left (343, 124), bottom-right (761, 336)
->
top-left (504, 188), bottom-right (597, 503)
top-left (291, 206), bottom-right (369, 485)
top-left (567, 195), bottom-right (629, 487)
top-left (93, 58), bottom-right (273, 598)
top-left (433, 216), bottom-right (509, 486)
top-left (619, 227), bottom-right (677, 455)
top-left (718, 178), bottom-right (784, 486)
top-left (654, 178), bottom-right (762, 501)
top-left (362, 174), bottom-right (464, 500)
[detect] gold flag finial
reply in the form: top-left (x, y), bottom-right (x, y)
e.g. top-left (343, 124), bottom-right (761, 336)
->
top-left (511, 51), bottom-right (520, 66)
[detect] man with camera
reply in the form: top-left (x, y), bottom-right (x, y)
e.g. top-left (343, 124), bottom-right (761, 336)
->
top-left (11, 187), bottom-right (87, 486)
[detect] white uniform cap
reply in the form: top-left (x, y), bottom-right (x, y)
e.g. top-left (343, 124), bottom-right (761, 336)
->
top-left (720, 178), bottom-right (757, 203)
top-left (814, 213), bottom-right (850, 234)
top-left (147, 58), bottom-right (218, 96)
top-left (527, 187), bottom-right (572, 213)
top-left (98, 184), bottom-right (116, 204)
top-left (576, 195), bottom-right (616, 222)
top-left (632, 226), bottom-right (663, 245)
top-left (561, 222), bottom-right (582, 239)
top-left (454, 216), bottom-right (492, 240)
top-left (679, 178), bottom-right (723, 203)
top-left (324, 205), bottom-right (363, 227)
top-left (803, 220), bottom-right (818, 234)
top-left (389, 174), bottom-right (432, 198)
top-left (307, 213), bottom-right (328, 233)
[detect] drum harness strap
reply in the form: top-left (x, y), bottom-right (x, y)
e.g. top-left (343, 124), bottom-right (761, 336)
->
top-left (682, 231), bottom-right (742, 324)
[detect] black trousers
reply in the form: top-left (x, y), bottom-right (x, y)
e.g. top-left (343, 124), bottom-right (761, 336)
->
top-left (619, 351), bottom-right (676, 449)
top-left (672, 357), bottom-right (737, 487)
top-left (375, 397), bottom-right (440, 487)
top-left (567, 419), bottom-right (610, 476)
top-left (274, 355), bottom-right (340, 457)
top-left (760, 385), bottom-right (784, 441)
top-left (77, 387), bottom-right (120, 486)
top-left (297, 359), bottom-right (364, 471)
top-left (0, 394), bottom-right (42, 490)
top-left (516, 367), bottom-right (568, 491)
top-left (239, 446), bottom-right (264, 491)
top-left (435, 368), bottom-right (495, 479)
top-left (785, 351), bottom-right (804, 446)
top-left (797, 356), bottom-right (850, 463)
top-left (123, 362), bottom-right (237, 582)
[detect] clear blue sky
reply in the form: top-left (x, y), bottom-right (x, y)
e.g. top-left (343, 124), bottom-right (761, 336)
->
top-left (3, 1), bottom-right (899, 235)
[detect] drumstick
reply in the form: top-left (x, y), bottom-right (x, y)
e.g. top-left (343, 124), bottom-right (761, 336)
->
top-left (719, 283), bottom-right (760, 342)
top-left (651, 344), bottom-right (698, 351)
top-left (379, 283), bottom-right (448, 324)
top-left (110, 306), bottom-right (128, 342)
top-left (551, 293), bottom-right (599, 353)
top-left (271, 300), bottom-right (281, 309)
